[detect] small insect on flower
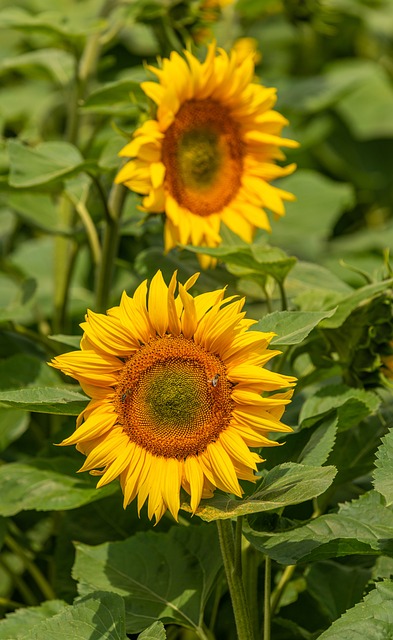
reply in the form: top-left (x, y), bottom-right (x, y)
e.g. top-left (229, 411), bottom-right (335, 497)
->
top-left (210, 373), bottom-right (220, 387)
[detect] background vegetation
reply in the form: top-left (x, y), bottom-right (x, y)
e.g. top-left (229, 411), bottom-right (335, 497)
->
top-left (0, 0), bottom-right (393, 638)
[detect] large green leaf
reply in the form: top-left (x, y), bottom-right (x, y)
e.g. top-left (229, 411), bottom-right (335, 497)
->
top-left (0, 49), bottom-right (74, 85)
top-left (0, 592), bottom-right (127, 640)
top-left (0, 458), bottom-right (117, 516)
top-left (254, 309), bottom-right (336, 345)
top-left (374, 427), bottom-right (393, 507)
top-left (73, 525), bottom-right (222, 635)
top-left (300, 384), bottom-right (380, 431)
top-left (8, 140), bottom-right (93, 188)
top-left (317, 580), bottom-right (393, 639)
top-left (183, 464), bottom-right (336, 522)
top-left (82, 78), bottom-right (146, 116)
top-left (244, 491), bottom-right (393, 565)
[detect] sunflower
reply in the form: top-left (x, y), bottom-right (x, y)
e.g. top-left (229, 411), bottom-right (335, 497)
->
top-left (115, 43), bottom-right (298, 265)
top-left (50, 271), bottom-right (295, 523)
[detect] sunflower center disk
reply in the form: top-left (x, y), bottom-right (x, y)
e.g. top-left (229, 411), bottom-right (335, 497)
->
top-left (162, 99), bottom-right (244, 216)
top-left (115, 336), bottom-right (233, 458)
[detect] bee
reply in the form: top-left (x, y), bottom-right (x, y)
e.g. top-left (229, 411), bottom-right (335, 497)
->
top-left (210, 373), bottom-right (220, 387)
top-left (121, 389), bottom-right (131, 403)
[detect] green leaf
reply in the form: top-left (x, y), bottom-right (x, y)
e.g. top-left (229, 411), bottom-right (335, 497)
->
top-left (321, 279), bottom-right (393, 329)
top-left (0, 386), bottom-right (88, 415)
top-left (271, 170), bottom-right (355, 261)
top-left (8, 140), bottom-right (92, 188)
top-left (317, 580), bottom-right (393, 639)
top-left (73, 525), bottom-right (222, 635)
top-left (0, 7), bottom-right (104, 39)
top-left (0, 409), bottom-right (29, 452)
top-left (244, 491), bottom-right (393, 565)
top-left (48, 335), bottom-right (82, 349)
top-left (254, 309), bottom-right (336, 345)
top-left (0, 49), bottom-right (74, 85)
top-left (82, 78), bottom-right (146, 116)
top-left (298, 414), bottom-right (338, 467)
top-left (306, 560), bottom-right (372, 623)
top-left (336, 66), bottom-right (393, 139)
top-left (138, 622), bottom-right (166, 640)
top-left (183, 243), bottom-right (296, 283)
top-left (185, 464), bottom-right (336, 522)
top-left (374, 428), bottom-right (393, 507)
top-left (0, 592), bottom-right (127, 640)
top-left (8, 192), bottom-right (70, 233)
top-left (300, 384), bottom-right (381, 431)
top-left (0, 600), bottom-right (68, 640)
top-left (0, 458), bottom-right (117, 516)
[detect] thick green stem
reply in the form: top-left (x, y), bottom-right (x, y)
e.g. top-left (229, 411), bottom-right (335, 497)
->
top-left (216, 519), bottom-right (255, 640)
top-left (53, 197), bottom-right (77, 333)
top-left (263, 556), bottom-right (272, 640)
top-left (95, 183), bottom-right (127, 312)
top-left (278, 279), bottom-right (288, 311)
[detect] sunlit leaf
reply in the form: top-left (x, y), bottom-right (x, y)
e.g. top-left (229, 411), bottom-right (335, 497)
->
top-left (184, 464), bottom-right (336, 522)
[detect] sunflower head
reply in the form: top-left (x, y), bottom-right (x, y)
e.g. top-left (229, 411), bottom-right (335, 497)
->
top-left (50, 271), bottom-right (296, 523)
top-left (116, 43), bottom-right (298, 266)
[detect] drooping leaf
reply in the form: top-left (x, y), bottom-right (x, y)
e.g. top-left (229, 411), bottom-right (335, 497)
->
top-left (317, 580), bottom-right (393, 639)
top-left (184, 464), bottom-right (336, 522)
top-left (73, 525), bottom-right (222, 635)
top-left (254, 309), bottom-right (336, 345)
top-left (374, 427), bottom-right (393, 506)
top-left (244, 491), bottom-right (393, 565)
top-left (0, 458), bottom-right (117, 516)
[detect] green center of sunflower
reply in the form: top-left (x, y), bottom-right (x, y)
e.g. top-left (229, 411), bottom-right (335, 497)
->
top-left (178, 129), bottom-right (221, 188)
top-left (144, 362), bottom-right (208, 428)
top-left (115, 335), bottom-right (233, 458)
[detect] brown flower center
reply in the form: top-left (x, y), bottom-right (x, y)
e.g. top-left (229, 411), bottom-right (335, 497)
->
top-left (161, 99), bottom-right (244, 216)
top-left (114, 335), bottom-right (233, 458)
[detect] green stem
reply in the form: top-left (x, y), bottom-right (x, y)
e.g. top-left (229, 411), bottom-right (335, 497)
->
top-left (0, 596), bottom-right (23, 609)
top-left (263, 556), bottom-right (272, 640)
top-left (53, 197), bottom-right (77, 333)
top-left (5, 535), bottom-right (56, 602)
top-left (270, 564), bottom-right (295, 615)
top-left (243, 543), bottom-right (261, 638)
top-left (216, 519), bottom-right (255, 640)
top-left (0, 558), bottom-right (38, 606)
top-left (278, 279), bottom-right (288, 311)
top-left (95, 183), bottom-right (127, 312)
top-left (66, 191), bottom-right (102, 266)
top-left (234, 516), bottom-right (243, 578)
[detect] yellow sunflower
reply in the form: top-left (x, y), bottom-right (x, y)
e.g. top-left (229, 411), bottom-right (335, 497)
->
top-left (50, 271), bottom-right (295, 523)
top-left (115, 43), bottom-right (298, 265)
